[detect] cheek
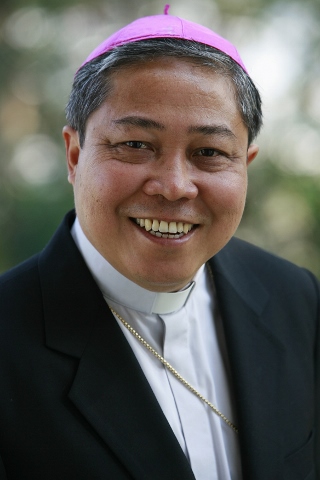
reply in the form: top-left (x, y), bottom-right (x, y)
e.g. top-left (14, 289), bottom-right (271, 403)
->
top-left (207, 172), bottom-right (248, 214)
top-left (73, 166), bottom-right (105, 225)
top-left (75, 162), bottom-right (109, 199)
top-left (75, 163), bottom-right (142, 219)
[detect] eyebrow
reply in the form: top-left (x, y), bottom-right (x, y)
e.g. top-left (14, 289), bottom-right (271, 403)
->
top-left (112, 116), bottom-right (165, 130)
top-left (112, 116), bottom-right (236, 139)
top-left (188, 124), bottom-right (236, 139)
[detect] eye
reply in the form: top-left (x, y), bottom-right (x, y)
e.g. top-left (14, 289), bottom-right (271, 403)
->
top-left (125, 141), bottom-right (148, 149)
top-left (197, 148), bottom-right (219, 157)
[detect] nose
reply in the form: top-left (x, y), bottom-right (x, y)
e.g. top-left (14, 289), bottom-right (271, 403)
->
top-left (142, 150), bottom-right (198, 201)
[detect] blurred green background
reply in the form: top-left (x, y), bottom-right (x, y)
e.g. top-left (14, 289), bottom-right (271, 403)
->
top-left (0, 0), bottom-right (319, 277)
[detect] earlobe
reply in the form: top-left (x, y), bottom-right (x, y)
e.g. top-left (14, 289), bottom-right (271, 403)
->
top-left (247, 144), bottom-right (259, 166)
top-left (62, 125), bottom-right (80, 185)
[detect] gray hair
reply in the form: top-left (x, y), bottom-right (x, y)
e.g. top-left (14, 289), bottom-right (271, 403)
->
top-left (66, 38), bottom-right (263, 147)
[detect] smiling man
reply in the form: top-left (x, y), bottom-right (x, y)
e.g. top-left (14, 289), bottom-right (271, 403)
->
top-left (0, 11), bottom-right (319, 480)
top-left (64, 57), bottom-right (258, 292)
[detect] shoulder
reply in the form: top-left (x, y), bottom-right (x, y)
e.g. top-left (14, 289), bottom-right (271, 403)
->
top-left (0, 254), bottom-right (43, 320)
top-left (215, 236), bottom-right (320, 305)
top-left (212, 238), bottom-right (320, 357)
top-left (0, 210), bottom-right (76, 304)
top-left (0, 254), bottom-right (40, 295)
top-left (225, 236), bottom-right (317, 280)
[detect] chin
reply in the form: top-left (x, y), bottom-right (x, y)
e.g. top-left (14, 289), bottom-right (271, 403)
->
top-left (134, 271), bottom-right (194, 292)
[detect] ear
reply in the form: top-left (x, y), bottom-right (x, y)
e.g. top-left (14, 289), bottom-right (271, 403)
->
top-left (247, 144), bottom-right (259, 166)
top-left (62, 125), bottom-right (80, 185)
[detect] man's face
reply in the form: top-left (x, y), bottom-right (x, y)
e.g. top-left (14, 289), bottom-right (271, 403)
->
top-left (64, 57), bottom-right (258, 292)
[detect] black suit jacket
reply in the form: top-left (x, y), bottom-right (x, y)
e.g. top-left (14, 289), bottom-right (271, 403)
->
top-left (0, 211), bottom-right (319, 479)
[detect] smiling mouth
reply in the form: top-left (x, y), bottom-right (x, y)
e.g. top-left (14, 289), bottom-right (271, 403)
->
top-left (134, 218), bottom-right (196, 238)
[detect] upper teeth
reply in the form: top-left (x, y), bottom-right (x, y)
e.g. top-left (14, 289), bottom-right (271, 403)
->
top-left (136, 218), bottom-right (194, 236)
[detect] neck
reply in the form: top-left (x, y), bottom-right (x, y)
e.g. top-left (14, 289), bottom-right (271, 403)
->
top-left (71, 217), bottom-right (203, 314)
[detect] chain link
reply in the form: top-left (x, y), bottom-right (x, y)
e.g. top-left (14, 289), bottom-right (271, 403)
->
top-left (109, 306), bottom-right (239, 434)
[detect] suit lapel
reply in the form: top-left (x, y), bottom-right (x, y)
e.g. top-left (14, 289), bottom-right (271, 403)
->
top-left (68, 307), bottom-right (195, 480)
top-left (39, 212), bottom-right (195, 480)
top-left (211, 245), bottom-right (285, 480)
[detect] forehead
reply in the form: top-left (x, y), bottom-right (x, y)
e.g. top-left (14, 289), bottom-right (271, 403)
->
top-left (99, 57), bottom-right (239, 121)
top-left (108, 56), bottom-right (234, 91)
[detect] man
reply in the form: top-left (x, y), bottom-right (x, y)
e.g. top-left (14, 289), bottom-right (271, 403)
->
top-left (0, 10), bottom-right (318, 480)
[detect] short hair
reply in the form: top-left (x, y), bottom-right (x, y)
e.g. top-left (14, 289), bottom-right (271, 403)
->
top-left (66, 38), bottom-right (263, 147)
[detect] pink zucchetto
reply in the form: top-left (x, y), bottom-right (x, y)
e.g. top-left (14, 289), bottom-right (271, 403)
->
top-left (79, 6), bottom-right (248, 73)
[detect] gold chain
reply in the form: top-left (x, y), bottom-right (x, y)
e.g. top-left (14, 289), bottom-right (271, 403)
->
top-left (109, 306), bottom-right (239, 434)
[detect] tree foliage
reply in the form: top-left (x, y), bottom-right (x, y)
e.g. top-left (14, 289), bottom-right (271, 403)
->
top-left (0, 0), bottom-right (319, 277)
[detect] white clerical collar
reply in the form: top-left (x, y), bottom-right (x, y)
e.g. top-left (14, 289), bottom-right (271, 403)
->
top-left (71, 217), bottom-right (203, 315)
